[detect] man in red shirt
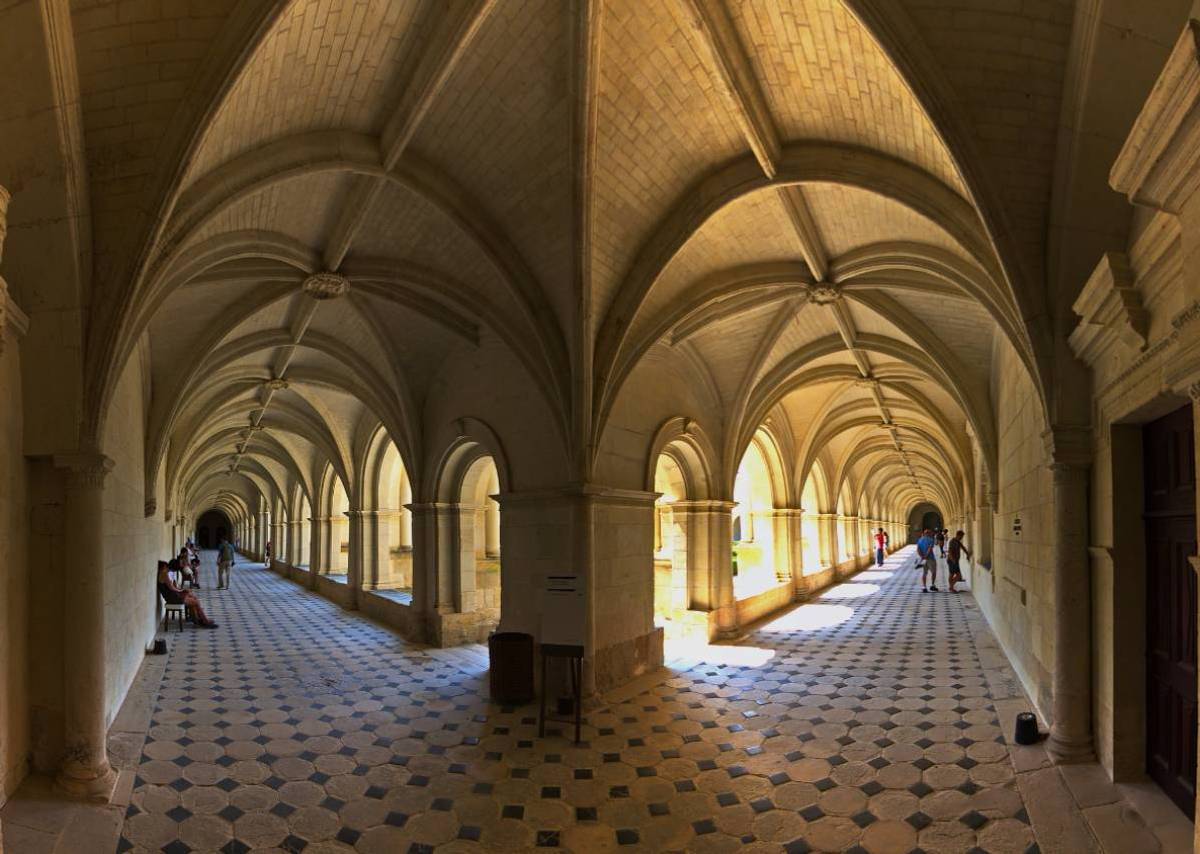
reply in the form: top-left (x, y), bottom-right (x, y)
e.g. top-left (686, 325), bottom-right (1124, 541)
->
top-left (873, 527), bottom-right (888, 567)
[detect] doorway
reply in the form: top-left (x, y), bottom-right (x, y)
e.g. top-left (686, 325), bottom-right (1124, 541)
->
top-left (1144, 403), bottom-right (1197, 818)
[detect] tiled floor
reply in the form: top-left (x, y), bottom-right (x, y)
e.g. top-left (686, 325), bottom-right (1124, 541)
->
top-left (115, 547), bottom-right (1042, 853)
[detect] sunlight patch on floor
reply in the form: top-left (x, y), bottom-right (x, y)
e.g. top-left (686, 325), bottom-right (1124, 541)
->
top-left (755, 602), bottom-right (855, 633)
top-left (819, 582), bottom-right (880, 599)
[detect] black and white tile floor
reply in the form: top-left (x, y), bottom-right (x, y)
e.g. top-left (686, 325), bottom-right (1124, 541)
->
top-left (115, 547), bottom-right (1039, 853)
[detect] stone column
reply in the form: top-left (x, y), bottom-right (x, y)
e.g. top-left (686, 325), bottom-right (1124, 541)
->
top-left (431, 503), bottom-right (463, 615)
top-left (815, 513), bottom-right (838, 569)
top-left (53, 451), bottom-right (117, 799)
top-left (769, 509), bottom-right (805, 598)
top-left (315, 517), bottom-right (331, 573)
top-left (365, 510), bottom-right (398, 589)
top-left (259, 510), bottom-right (269, 561)
top-left (307, 517), bottom-right (323, 589)
top-left (1044, 427), bottom-right (1095, 763)
top-left (407, 503), bottom-right (438, 638)
top-left (346, 510), bottom-right (365, 610)
top-left (673, 500), bottom-right (737, 639)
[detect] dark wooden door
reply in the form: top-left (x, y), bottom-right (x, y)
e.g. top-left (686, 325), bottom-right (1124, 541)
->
top-left (1145, 403), bottom-right (1197, 818)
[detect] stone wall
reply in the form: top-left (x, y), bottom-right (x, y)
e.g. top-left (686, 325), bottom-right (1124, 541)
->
top-left (0, 306), bottom-right (28, 804)
top-left (101, 341), bottom-right (168, 729)
top-left (975, 337), bottom-right (1054, 717)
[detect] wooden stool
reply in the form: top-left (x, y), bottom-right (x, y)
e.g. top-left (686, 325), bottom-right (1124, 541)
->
top-left (538, 643), bottom-right (584, 743)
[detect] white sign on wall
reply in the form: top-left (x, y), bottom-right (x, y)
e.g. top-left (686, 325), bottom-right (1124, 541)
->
top-left (540, 573), bottom-right (586, 647)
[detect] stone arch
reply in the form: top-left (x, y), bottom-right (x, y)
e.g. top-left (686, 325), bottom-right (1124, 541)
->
top-left (643, 416), bottom-right (718, 501)
top-left (427, 418), bottom-right (512, 646)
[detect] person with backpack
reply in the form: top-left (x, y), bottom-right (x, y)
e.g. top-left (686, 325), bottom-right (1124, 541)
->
top-left (916, 528), bottom-right (938, 592)
top-left (873, 527), bottom-right (889, 566)
top-left (947, 530), bottom-right (972, 593)
top-left (217, 536), bottom-right (236, 589)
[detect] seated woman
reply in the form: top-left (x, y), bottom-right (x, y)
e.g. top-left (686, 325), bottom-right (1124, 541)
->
top-left (172, 547), bottom-right (200, 587)
top-left (157, 560), bottom-right (218, 628)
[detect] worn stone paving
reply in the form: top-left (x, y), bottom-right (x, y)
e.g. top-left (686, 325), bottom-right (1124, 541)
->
top-left (115, 547), bottom-right (1040, 853)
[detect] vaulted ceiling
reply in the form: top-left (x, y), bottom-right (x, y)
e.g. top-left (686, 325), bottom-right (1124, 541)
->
top-left (17, 0), bottom-right (1099, 521)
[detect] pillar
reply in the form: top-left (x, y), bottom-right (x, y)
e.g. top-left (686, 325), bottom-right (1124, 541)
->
top-left (1044, 427), bottom-right (1095, 763)
top-left (365, 510), bottom-right (397, 589)
top-left (307, 516), bottom-right (323, 589)
top-left (259, 509), bottom-right (270, 561)
top-left (671, 500), bottom-right (736, 639)
top-left (767, 508), bottom-right (805, 598)
top-left (494, 485), bottom-right (661, 694)
top-left (407, 502), bottom-right (438, 636)
top-left (53, 451), bottom-right (116, 798)
top-left (346, 510), bottom-right (365, 609)
top-left (292, 520), bottom-right (305, 564)
top-left (815, 513), bottom-right (838, 569)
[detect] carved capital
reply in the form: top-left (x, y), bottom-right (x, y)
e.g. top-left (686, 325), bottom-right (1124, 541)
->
top-left (302, 271), bottom-right (350, 300)
top-left (144, 499), bottom-right (157, 518)
top-left (1042, 425), bottom-right (1092, 470)
top-left (54, 451), bottom-right (115, 490)
top-left (164, 508), bottom-right (174, 522)
top-left (1189, 382), bottom-right (1200, 402)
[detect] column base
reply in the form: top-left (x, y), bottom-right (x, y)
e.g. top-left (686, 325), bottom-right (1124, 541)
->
top-left (1046, 728), bottom-right (1095, 764)
top-left (593, 627), bottom-right (664, 694)
top-left (56, 758), bottom-right (117, 801)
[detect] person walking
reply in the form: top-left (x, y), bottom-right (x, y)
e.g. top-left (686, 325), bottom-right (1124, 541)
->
top-left (217, 536), bottom-right (236, 589)
top-left (947, 530), bottom-right (972, 593)
top-left (916, 528), bottom-right (938, 592)
top-left (874, 527), bottom-right (889, 567)
top-left (934, 528), bottom-right (948, 558)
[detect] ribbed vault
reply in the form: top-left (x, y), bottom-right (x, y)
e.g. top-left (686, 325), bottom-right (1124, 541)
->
top-left (85, 0), bottom-right (1049, 533)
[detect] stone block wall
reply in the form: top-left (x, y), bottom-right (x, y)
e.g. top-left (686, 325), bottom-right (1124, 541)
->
top-left (976, 337), bottom-right (1054, 717)
top-left (0, 311), bottom-right (29, 805)
top-left (102, 344), bottom-right (167, 729)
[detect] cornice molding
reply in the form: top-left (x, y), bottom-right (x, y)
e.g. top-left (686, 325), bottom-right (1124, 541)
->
top-left (1068, 251), bottom-right (1147, 365)
top-left (1111, 20), bottom-right (1200, 212)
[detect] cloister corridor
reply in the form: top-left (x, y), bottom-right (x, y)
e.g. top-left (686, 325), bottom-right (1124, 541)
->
top-left (12, 2), bottom-right (1200, 852)
top-left (0, 548), bottom-right (1183, 854)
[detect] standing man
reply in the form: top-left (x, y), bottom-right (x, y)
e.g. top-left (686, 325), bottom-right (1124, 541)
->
top-left (946, 530), bottom-right (972, 593)
top-left (217, 536), bottom-right (236, 590)
top-left (916, 528), bottom-right (938, 592)
top-left (874, 527), bottom-right (889, 567)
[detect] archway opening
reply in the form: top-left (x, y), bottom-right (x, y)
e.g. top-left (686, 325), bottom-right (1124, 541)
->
top-left (196, 509), bottom-right (231, 550)
top-left (732, 439), bottom-right (781, 600)
top-left (458, 455), bottom-right (502, 625)
top-left (368, 438), bottom-right (415, 605)
top-left (907, 502), bottom-right (943, 544)
top-left (801, 473), bottom-right (824, 575)
top-left (295, 493), bottom-right (311, 568)
top-left (652, 452), bottom-right (689, 639)
top-left (327, 477), bottom-right (350, 581)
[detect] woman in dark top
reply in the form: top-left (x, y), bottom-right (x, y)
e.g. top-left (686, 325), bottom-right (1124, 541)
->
top-left (157, 560), bottom-right (217, 628)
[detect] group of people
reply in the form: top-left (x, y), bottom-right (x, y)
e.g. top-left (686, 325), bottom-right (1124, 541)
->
top-left (915, 527), bottom-right (972, 593)
top-left (154, 536), bottom-right (237, 630)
